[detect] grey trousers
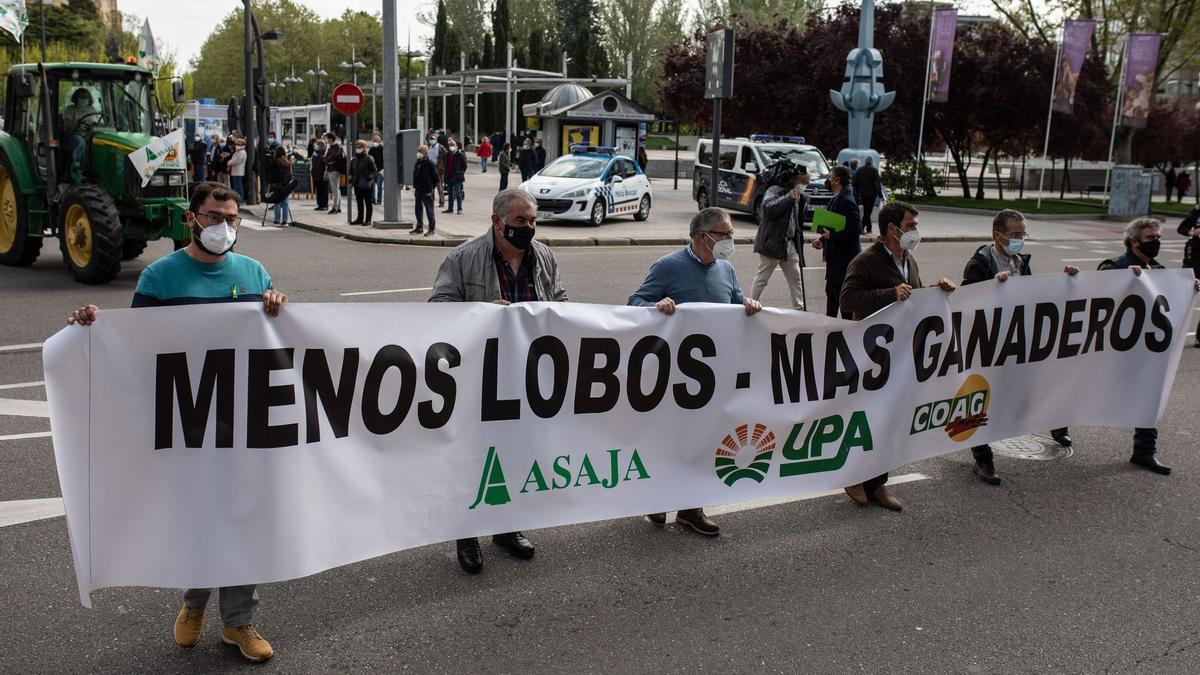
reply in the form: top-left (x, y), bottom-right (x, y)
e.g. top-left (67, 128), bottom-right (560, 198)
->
top-left (183, 585), bottom-right (258, 627)
top-left (327, 171), bottom-right (342, 209)
top-left (751, 252), bottom-right (805, 310)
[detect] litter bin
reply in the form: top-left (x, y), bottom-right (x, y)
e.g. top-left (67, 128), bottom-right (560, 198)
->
top-left (1108, 165), bottom-right (1153, 219)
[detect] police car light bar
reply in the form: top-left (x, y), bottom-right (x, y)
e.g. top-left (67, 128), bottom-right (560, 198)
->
top-left (570, 145), bottom-right (616, 155)
top-left (750, 134), bottom-right (806, 144)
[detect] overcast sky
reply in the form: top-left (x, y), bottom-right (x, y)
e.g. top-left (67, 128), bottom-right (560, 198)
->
top-left (118, 0), bottom-right (435, 68)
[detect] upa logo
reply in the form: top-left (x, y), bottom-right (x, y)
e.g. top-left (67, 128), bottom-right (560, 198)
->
top-left (713, 423), bottom-right (776, 486)
top-left (468, 446), bottom-right (650, 509)
top-left (910, 374), bottom-right (991, 442)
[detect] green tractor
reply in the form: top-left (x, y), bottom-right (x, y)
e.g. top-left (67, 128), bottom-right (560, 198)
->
top-left (0, 62), bottom-right (190, 284)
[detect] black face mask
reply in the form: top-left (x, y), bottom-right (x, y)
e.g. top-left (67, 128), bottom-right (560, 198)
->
top-left (1138, 238), bottom-right (1161, 259)
top-left (502, 222), bottom-right (535, 250)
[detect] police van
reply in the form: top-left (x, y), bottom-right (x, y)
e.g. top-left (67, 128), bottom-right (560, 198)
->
top-left (692, 135), bottom-right (834, 223)
top-left (521, 146), bottom-right (653, 225)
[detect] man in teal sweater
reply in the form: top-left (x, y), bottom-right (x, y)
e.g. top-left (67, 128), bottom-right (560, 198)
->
top-left (628, 207), bottom-right (761, 536)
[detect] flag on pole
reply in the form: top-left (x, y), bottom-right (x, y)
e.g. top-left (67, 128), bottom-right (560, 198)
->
top-left (927, 8), bottom-right (958, 102)
top-left (137, 19), bottom-right (160, 71)
top-left (1051, 20), bottom-right (1096, 114)
top-left (0, 0), bottom-right (28, 44)
top-left (128, 129), bottom-right (185, 187)
top-left (1120, 33), bottom-right (1163, 128)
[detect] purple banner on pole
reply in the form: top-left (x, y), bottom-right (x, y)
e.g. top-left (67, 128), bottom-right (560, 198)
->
top-left (1051, 20), bottom-right (1096, 114)
top-left (927, 9), bottom-right (957, 103)
top-left (1121, 33), bottom-right (1163, 128)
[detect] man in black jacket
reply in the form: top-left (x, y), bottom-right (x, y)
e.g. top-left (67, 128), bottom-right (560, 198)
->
top-left (811, 165), bottom-right (862, 318)
top-left (518, 138), bottom-right (538, 182)
top-left (310, 138), bottom-right (328, 211)
top-left (411, 144), bottom-right (439, 235)
top-left (853, 157), bottom-right (883, 233)
top-left (961, 209), bottom-right (1078, 485)
top-left (752, 161), bottom-right (808, 309)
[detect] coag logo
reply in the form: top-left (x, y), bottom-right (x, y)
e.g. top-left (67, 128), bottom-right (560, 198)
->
top-left (714, 423), bottom-right (776, 486)
top-left (910, 374), bottom-right (991, 442)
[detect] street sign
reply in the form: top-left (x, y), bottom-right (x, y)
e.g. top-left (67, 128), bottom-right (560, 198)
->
top-left (331, 83), bottom-right (365, 116)
top-left (705, 27), bottom-right (735, 100)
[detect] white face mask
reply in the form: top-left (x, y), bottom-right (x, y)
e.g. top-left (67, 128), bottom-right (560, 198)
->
top-left (448, 144), bottom-right (457, 151)
top-left (899, 229), bottom-right (921, 251)
top-left (195, 220), bottom-right (237, 255)
top-left (705, 234), bottom-right (735, 260)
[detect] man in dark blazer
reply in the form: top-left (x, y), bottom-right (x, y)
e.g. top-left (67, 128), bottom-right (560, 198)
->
top-left (853, 157), bottom-right (883, 233)
top-left (811, 165), bottom-right (862, 318)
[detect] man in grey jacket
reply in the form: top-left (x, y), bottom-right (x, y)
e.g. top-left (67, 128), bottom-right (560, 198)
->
top-left (429, 188), bottom-right (567, 573)
top-left (751, 161), bottom-right (809, 310)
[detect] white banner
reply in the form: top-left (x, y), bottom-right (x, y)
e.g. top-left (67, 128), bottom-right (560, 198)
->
top-left (45, 271), bottom-right (1195, 606)
top-left (0, 0), bottom-right (27, 44)
top-left (127, 129), bottom-right (184, 186)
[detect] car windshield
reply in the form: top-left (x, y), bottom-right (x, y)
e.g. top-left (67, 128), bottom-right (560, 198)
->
top-left (757, 145), bottom-right (830, 176)
top-left (58, 75), bottom-right (152, 134)
top-left (540, 156), bottom-right (606, 179)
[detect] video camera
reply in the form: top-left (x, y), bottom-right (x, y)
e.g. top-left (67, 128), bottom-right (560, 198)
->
top-left (762, 158), bottom-right (807, 188)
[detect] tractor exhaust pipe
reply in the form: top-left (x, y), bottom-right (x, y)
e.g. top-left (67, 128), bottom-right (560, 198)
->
top-left (37, 64), bottom-right (58, 203)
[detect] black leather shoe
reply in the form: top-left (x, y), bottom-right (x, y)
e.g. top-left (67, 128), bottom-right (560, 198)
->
top-left (456, 538), bottom-right (483, 573)
top-left (1051, 429), bottom-right (1072, 447)
top-left (492, 532), bottom-right (535, 559)
top-left (410, 227), bottom-right (423, 234)
top-left (1130, 454), bottom-right (1172, 475)
top-left (645, 512), bottom-right (666, 526)
top-left (675, 508), bottom-right (720, 536)
top-left (974, 460), bottom-right (1002, 485)
top-left (442, 208), bottom-right (454, 213)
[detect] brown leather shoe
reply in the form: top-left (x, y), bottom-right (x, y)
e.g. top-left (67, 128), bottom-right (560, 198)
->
top-left (844, 484), bottom-right (868, 506)
top-left (221, 624), bottom-right (274, 663)
top-left (867, 486), bottom-right (904, 511)
top-left (173, 601), bottom-right (206, 648)
top-left (675, 507), bottom-right (720, 536)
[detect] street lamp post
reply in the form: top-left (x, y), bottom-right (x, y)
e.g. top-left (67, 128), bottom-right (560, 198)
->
top-left (305, 57), bottom-right (328, 105)
top-left (403, 49), bottom-right (424, 129)
top-left (242, 0), bottom-right (284, 204)
top-left (285, 66), bottom-right (303, 145)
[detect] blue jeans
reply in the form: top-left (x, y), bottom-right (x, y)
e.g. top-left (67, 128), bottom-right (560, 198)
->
top-left (67, 134), bottom-right (87, 170)
top-left (447, 180), bottom-right (463, 211)
top-left (373, 173), bottom-right (384, 204)
top-left (230, 176), bottom-right (244, 201)
top-left (272, 196), bottom-right (291, 224)
top-left (480, 157), bottom-right (488, 172)
top-left (194, 165), bottom-right (206, 183)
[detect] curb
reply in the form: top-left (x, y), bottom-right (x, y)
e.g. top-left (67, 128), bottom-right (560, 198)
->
top-left (910, 203), bottom-right (1108, 220)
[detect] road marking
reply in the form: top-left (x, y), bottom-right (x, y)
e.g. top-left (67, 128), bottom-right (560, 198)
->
top-left (0, 343), bottom-right (41, 353)
top-left (801, 266), bottom-right (826, 271)
top-left (1052, 245), bottom-right (1076, 250)
top-left (340, 287), bottom-right (434, 297)
top-left (0, 498), bottom-right (64, 528)
top-left (661, 472), bottom-right (930, 522)
top-left (0, 431), bottom-right (52, 441)
top-left (0, 398), bottom-right (49, 417)
top-left (1062, 258), bottom-right (1105, 262)
top-left (240, 218), bottom-right (283, 232)
top-left (0, 381), bottom-right (44, 390)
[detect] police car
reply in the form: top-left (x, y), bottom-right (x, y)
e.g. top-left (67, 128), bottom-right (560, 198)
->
top-left (692, 134), bottom-right (834, 223)
top-left (521, 146), bottom-right (653, 225)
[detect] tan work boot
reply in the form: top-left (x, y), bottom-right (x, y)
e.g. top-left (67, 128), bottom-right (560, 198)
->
top-left (867, 486), bottom-right (904, 511)
top-left (173, 602), bottom-right (206, 648)
top-left (844, 484), bottom-right (868, 506)
top-left (221, 624), bottom-right (274, 663)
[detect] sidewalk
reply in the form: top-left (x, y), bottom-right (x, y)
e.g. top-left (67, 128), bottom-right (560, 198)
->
top-left (254, 159), bottom-right (1128, 248)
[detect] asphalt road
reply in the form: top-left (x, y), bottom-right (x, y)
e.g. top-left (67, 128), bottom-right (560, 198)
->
top-left (3, 226), bottom-right (1200, 673)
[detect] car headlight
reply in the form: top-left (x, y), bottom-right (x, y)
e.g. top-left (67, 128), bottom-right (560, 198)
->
top-left (149, 174), bottom-right (167, 187)
top-left (562, 188), bottom-right (587, 199)
top-left (167, 173), bottom-right (185, 186)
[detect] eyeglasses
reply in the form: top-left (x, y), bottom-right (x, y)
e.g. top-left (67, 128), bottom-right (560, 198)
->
top-left (704, 229), bottom-right (734, 240)
top-left (1004, 232), bottom-right (1028, 240)
top-left (195, 212), bottom-right (241, 227)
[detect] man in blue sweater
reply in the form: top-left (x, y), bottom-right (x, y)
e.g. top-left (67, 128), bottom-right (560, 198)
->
top-left (628, 207), bottom-right (762, 536)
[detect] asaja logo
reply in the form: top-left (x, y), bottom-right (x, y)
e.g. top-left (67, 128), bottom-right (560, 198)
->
top-left (468, 446), bottom-right (650, 509)
top-left (713, 423), bottom-right (776, 486)
top-left (910, 374), bottom-right (991, 442)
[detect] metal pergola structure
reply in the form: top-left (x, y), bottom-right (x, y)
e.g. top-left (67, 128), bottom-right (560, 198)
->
top-left (359, 62), bottom-right (631, 144)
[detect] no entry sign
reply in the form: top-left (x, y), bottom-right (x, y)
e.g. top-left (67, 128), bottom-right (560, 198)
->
top-left (331, 83), bottom-right (365, 116)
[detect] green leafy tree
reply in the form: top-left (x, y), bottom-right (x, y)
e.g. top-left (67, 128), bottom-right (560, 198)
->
top-left (556, 0), bottom-right (608, 77)
top-left (600, 0), bottom-right (686, 108)
top-left (695, 0), bottom-right (820, 28)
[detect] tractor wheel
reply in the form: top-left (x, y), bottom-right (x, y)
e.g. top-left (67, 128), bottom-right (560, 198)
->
top-left (121, 238), bottom-right (148, 260)
top-left (59, 184), bottom-right (123, 284)
top-left (0, 154), bottom-right (40, 266)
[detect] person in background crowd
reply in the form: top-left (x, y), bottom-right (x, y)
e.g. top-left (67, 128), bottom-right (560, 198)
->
top-left (189, 133), bottom-right (208, 184)
top-left (853, 157), bottom-right (883, 233)
top-left (324, 133), bottom-right (345, 215)
top-left (227, 139), bottom-right (246, 200)
top-left (66, 181), bottom-right (286, 664)
top-left (628, 207), bottom-right (762, 537)
top-left (811, 165), bottom-right (862, 318)
top-left (1166, 164), bottom-right (1177, 202)
top-left (349, 139), bottom-right (379, 226)
top-left (212, 137), bottom-right (231, 187)
top-left (751, 160), bottom-right (808, 310)
top-left (369, 133), bottom-right (385, 205)
top-left (518, 138), bottom-right (538, 182)
top-left (1178, 204), bottom-right (1200, 347)
top-left (429, 188), bottom-right (567, 573)
top-left (433, 137), bottom-right (448, 208)
top-left (491, 130), bottom-right (503, 162)
top-left (534, 138), bottom-right (546, 171)
top-left (306, 135), bottom-right (317, 159)
top-left (961, 209), bottom-right (1078, 485)
top-left (310, 138), bottom-right (328, 211)
top-left (637, 140), bottom-right (649, 172)
top-left (477, 135), bottom-right (492, 173)
top-left (443, 138), bottom-right (467, 215)
top-left (1099, 217), bottom-right (1200, 474)
top-left (1176, 172), bottom-right (1191, 203)
top-left (265, 132), bottom-right (279, 149)
top-left (265, 145), bottom-right (293, 227)
top-left (840, 201), bottom-right (957, 511)
top-left (411, 144), bottom-right (438, 236)
top-left (498, 143), bottom-right (513, 191)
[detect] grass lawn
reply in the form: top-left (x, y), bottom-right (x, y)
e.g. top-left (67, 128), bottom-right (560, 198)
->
top-left (644, 135), bottom-right (681, 150)
top-left (1151, 200), bottom-right (1198, 214)
top-left (908, 195), bottom-right (1107, 215)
